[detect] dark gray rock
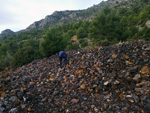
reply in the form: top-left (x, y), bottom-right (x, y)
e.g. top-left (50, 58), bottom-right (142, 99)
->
top-left (0, 29), bottom-right (15, 39)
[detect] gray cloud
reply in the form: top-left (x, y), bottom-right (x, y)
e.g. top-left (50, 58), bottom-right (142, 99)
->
top-left (0, 0), bottom-right (18, 25)
top-left (0, 10), bottom-right (17, 25)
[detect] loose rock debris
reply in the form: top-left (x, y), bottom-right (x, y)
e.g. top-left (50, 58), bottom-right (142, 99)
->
top-left (0, 40), bottom-right (150, 113)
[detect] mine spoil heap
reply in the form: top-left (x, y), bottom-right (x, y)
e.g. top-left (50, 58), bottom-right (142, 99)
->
top-left (0, 40), bottom-right (150, 113)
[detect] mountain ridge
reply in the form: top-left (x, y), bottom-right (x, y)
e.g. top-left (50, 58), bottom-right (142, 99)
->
top-left (26, 0), bottom-right (143, 30)
top-left (1, 0), bottom-right (149, 39)
top-left (0, 29), bottom-right (15, 39)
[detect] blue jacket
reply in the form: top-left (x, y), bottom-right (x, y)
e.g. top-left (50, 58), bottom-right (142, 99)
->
top-left (58, 51), bottom-right (67, 58)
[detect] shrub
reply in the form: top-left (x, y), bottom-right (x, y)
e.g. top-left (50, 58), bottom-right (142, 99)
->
top-left (39, 27), bottom-right (67, 57)
top-left (100, 39), bottom-right (111, 46)
top-left (12, 46), bottom-right (35, 67)
top-left (79, 39), bottom-right (88, 48)
top-left (66, 43), bottom-right (80, 50)
top-left (0, 52), bottom-right (13, 67)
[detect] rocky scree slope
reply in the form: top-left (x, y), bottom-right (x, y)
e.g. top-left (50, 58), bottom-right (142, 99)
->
top-left (0, 40), bottom-right (150, 113)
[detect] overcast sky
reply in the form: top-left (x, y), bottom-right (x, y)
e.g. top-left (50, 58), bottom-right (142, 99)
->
top-left (0, 0), bottom-right (107, 33)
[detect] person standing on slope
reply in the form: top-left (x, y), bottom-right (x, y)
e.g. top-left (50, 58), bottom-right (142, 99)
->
top-left (57, 51), bottom-right (68, 68)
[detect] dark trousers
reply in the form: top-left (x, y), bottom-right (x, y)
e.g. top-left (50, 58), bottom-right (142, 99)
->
top-left (59, 57), bottom-right (67, 68)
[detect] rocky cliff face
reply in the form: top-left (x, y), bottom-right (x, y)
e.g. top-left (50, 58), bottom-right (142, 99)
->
top-left (27, 10), bottom-right (82, 30)
top-left (0, 40), bottom-right (150, 112)
top-left (0, 29), bottom-right (15, 39)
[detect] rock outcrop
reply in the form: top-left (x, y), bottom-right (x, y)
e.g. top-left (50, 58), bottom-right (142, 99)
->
top-left (26, 10), bottom-right (82, 30)
top-left (146, 20), bottom-right (150, 28)
top-left (0, 40), bottom-right (150, 112)
top-left (0, 29), bottom-right (15, 39)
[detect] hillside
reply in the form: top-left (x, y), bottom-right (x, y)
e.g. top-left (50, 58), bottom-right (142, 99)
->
top-left (0, 40), bottom-right (150, 112)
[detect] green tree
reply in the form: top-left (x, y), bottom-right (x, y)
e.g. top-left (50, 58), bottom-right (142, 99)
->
top-left (121, 30), bottom-right (132, 41)
top-left (76, 27), bottom-right (87, 38)
top-left (66, 41), bottom-right (80, 50)
top-left (118, 8), bottom-right (128, 16)
top-left (39, 26), bottom-right (67, 57)
top-left (0, 43), bottom-right (10, 55)
top-left (0, 52), bottom-right (13, 67)
top-left (12, 46), bottom-right (35, 67)
top-left (89, 7), bottom-right (124, 44)
top-left (79, 39), bottom-right (88, 47)
top-left (67, 29), bottom-right (75, 37)
top-left (138, 5), bottom-right (150, 25)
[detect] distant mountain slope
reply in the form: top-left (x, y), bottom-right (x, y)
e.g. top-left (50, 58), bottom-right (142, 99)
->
top-left (26, 10), bottom-right (83, 30)
top-left (26, 0), bottom-right (150, 30)
top-left (26, 0), bottom-right (108, 30)
top-left (0, 29), bottom-right (15, 39)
